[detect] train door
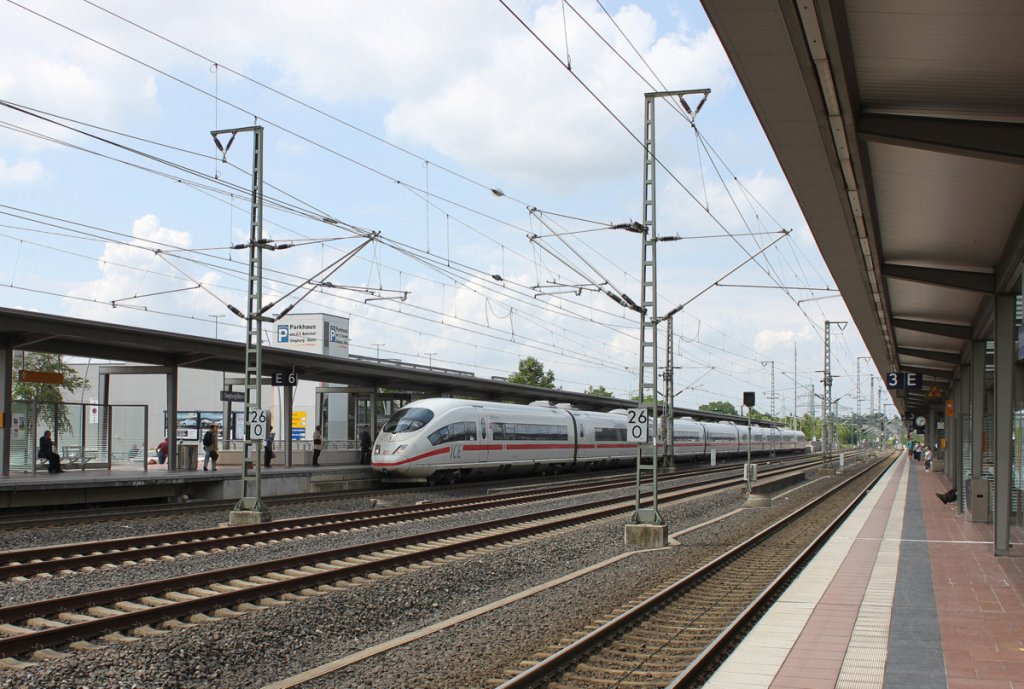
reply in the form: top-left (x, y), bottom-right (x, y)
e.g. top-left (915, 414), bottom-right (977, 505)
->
top-left (475, 415), bottom-right (488, 463)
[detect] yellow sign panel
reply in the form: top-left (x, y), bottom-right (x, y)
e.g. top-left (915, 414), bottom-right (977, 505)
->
top-left (946, 399), bottom-right (955, 417)
top-left (291, 411), bottom-right (307, 428)
top-left (927, 384), bottom-right (942, 398)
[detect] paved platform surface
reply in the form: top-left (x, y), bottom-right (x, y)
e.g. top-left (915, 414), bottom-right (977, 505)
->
top-left (0, 462), bottom-right (372, 485)
top-left (704, 452), bottom-right (1024, 689)
top-left (0, 462), bottom-right (379, 510)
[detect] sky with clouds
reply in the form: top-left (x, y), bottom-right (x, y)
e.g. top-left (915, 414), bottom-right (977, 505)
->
top-left (0, 0), bottom-right (892, 420)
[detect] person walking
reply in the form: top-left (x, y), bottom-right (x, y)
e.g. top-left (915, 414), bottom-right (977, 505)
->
top-left (202, 424), bottom-right (220, 471)
top-left (38, 430), bottom-right (62, 473)
top-left (264, 427), bottom-right (275, 468)
top-left (359, 426), bottom-right (372, 465)
top-left (312, 425), bottom-right (322, 466)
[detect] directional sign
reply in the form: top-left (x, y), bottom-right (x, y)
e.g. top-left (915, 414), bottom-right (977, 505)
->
top-left (626, 408), bottom-right (648, 443)
top-left (886, 372), bottom-right (922, 390)
top-left (247, 408), bottom-right (269, 441)
top-left (271, 371), bottom-right (298, 387)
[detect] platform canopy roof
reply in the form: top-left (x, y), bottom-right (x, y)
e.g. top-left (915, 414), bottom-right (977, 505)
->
top-left (0, 307), bottom-right (773, 426)
top-left (701, 0), bottom-right (1024, 412)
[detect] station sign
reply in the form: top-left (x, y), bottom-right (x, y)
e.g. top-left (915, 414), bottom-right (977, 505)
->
top-left (886, 371), bottom-right (922, 390)
top-left (271, 371), bottom-right (298, 387)
top-left (247, 408), bottom-right (269, 441)
top-left (626, 408), bottom-right (648, 443)
top-left (220, 390), bottom-right (245, 403)
top-left (18, 370), bottom-right (64, 385)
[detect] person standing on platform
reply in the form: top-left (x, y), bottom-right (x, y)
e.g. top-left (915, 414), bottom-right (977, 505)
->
top-left (38, 430), bottom-right (62, 473)
top-left (924, 446), bottom-right (933, 472)
top-left (359, 426), bottom-right (372, 465)
top-left (264, 427), bottom-right (275, 468)
top-left (202, 424), bottom-right (219, 471)
top-left (312, 425), bottom-right (322, 466)
top-left (156, 437), bottom-right (168, 465)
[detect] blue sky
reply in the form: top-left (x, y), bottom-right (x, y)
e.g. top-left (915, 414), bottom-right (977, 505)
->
top-left (0, 0), bottom-right (891, 420)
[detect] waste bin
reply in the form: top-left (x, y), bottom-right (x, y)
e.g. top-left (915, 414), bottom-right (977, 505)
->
top-left (177, 444), bottom-right (198, 470)
top-left (969, 478), bottom-right (991, 523)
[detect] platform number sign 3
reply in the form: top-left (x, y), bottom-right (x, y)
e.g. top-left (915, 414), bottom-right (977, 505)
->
top-left (627, 408), bottom-right (648, 443)
top-left (247, 408), bottom-right (269, 441)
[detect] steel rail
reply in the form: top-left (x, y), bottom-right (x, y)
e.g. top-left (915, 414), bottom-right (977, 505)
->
top-left (0, 454), bottom-right (826, 579)
top-left (493, 451), bottom-right (893, 689)
top-left (0, 455), bottom-right (845, 658)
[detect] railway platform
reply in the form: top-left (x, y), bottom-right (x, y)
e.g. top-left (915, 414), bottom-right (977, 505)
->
top-left (704, 451), bottom-right (1024, 689)
top-left (0, 463), bottom-right (379, 510)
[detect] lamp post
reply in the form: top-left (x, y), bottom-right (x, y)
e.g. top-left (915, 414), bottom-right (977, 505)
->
top-left (424, 352), bottom-right (437, 369)
top-left (372, 343), bottom-right (385, 362)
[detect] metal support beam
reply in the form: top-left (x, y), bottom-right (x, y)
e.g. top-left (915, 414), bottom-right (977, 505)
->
top-left (663, 317), bottom-right (675, 467)
top-left (993, 295), bottom-right (1013, 555)
top-left (892, 318), bottom-right (973, 341)
top-left (284, 384), bottom-right (294, 467)
top-left (98, 365), bottom-right (176, 376)
top-left (971, 340), bottom-right (986, 490)
top-left (859, 113), bottom-right (1024, 164)
top-left (898, 347), bottom-right (963, 365)
top-left (166, 367), bottom-right (178, 472)
top-left (883, 263), bottom-right (994, 293)
top-left (902, 365), bottom-right (957, 381)
top-left (0, 345), bottom-right (11, 477)
top-left (215, 124), bottom-right (269, 521)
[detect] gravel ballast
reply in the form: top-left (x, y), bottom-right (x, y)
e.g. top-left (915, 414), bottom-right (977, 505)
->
top-left (0, 465), bottom-right (867, 689)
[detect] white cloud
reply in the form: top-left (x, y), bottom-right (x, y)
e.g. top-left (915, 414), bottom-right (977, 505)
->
top-left (64, 214), bottom-right (225, 324)
top-left (0, 158), bottom-right (43, 184)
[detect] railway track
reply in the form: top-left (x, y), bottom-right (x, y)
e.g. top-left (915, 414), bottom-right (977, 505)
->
top-left (0, 454), bottom-right (849, 663)
top-left (0, 455), bottom-right (824, 579)
top-left (0, 452), bottom-right (820, 529)
top-left (493, 452), bottom-right (895, 689)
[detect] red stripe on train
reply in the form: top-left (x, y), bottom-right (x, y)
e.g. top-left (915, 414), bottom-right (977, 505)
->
top-left (373, 446), bottom-right (450, 467)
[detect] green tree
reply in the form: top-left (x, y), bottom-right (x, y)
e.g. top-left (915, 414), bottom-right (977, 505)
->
top-left (749, 408), bottom-right (773, 421)
top-left (12, 352), bottom-right (89, 432)
top-left (507, 356), bottom-right (556, 389)
top-left (699, 400), bottom-right (738, 416)
top-left (585, 385), bottom-right (614, 397)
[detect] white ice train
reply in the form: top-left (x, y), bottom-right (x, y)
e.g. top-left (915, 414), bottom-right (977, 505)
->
top-left (370, 398), bottom-right (808, 483)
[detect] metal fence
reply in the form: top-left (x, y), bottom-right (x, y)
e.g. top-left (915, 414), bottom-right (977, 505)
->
top-left (9, 401), bottom-right (148, 473)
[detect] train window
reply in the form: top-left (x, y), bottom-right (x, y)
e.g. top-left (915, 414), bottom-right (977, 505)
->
top-left (595, 427), bottom-right (626, 441)
top-left (427, 421), bottom-right (479, 445)
top-left (382, 407), bottom-right (434, 434)
top-left (428, 425), bottom-right (451, 445)
top-left (452, 422), bottom-right (476, 442)
top-left (492, 423), bottom-right (569, 441)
